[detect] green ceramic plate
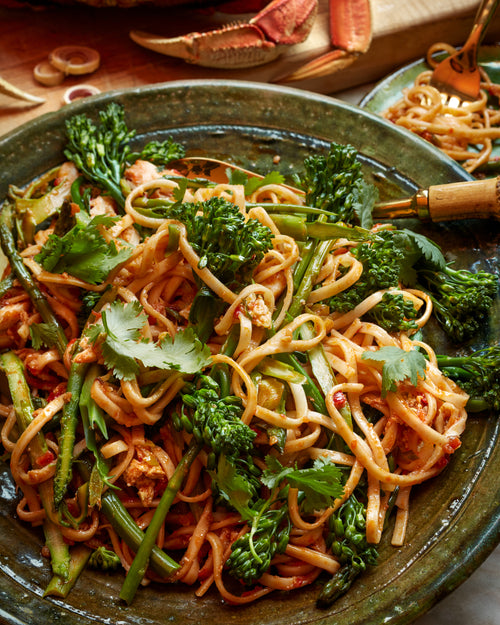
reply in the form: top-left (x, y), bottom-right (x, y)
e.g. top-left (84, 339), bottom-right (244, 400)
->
top-left (0, 80), bottom-right (499, 625)
top-left (360, 46), bottom-right (500, 172)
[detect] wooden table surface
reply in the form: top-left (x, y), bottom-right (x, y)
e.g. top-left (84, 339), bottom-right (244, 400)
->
top-left (1, 3), bottom-right (500, 625)
top-left (1, 0), bottom-right (500, 136)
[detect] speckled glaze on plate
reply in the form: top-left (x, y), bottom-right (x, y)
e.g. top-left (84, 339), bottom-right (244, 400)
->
top-left (0, 80), bottom-right (499, 625)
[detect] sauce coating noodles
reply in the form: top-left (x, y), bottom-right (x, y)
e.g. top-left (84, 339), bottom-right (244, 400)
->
top-left (0, 155), bottom-right (469, 605)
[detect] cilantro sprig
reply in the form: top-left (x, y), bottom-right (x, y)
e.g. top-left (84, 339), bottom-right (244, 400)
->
top-left (221, 454), bottom-right (344, 584)
top-left (86, 300), bottom-right (211, 380)
top-left (361, 346), bottom-right (427, 396)
top-left (35, 215), bottom-right (131, 285)
top-left (262, 455), bottom-right (344, 512)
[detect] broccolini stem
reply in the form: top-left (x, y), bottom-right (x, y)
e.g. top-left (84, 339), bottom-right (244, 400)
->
top-left (53, 356), bottom-right (89, 507)
top-left (0, 351), bottom-right (71, 580)
top-left (44, 545), bottom-right (92, 598)
top-left (299, 321), bottom-right (352, 429)
top-left (0, 203), bottom-right (68, 355)
top-left (274, 235), bottom-right (333, 415)
top-left (463, 398), bottom-right (491, 412)
top-left (288, 229), bottom-right (353, 427)
top-left (288, 237), bottom-right (332, 321)
top-left (0, 273), bottom-right (14, 298)
top-left (119, 439), bottom-right (203, 604)
top-left (292, 239), bottom-right (316, 291)
top-left (210, 324), bottom-right (240, 397)
top-left (436, 348), bottom-right (500, 412)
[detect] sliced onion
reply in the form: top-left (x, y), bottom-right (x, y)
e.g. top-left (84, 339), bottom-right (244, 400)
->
top-left (49, 46), bottom-right (101, 76)
top-left (33, 60), bottom-right (65, 86)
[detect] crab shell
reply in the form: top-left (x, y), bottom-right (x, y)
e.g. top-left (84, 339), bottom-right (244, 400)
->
top-left (130, 0), bottom-right (372, 78)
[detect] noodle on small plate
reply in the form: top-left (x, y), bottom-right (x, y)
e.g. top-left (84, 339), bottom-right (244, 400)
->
top-left (361, 44), bottom-right (500, 175)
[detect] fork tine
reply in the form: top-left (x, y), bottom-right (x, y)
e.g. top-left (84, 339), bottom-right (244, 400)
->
top-left (429, 0), bottom-right (500, 101)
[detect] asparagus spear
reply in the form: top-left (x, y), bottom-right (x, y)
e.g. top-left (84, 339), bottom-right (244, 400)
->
top-left (0, 351), bottom-right (71, 580)
top-left (119, 439), bottom-right (202, 604)
top-left (44, 545), bottom-right (92, 598)
top-left (53, 288), bottom-right (117, 507)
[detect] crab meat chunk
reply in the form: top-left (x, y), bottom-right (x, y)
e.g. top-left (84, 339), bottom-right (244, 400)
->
top-left (245, 292), bottom-right (272, 328)
top-left (124, 444), bottom-right (166, 507)
top-left (124, 159), bottom-right (160, 187)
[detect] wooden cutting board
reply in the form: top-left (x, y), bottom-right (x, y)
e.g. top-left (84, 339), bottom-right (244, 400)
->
top-left (1, 0), bottom-right (500, 136)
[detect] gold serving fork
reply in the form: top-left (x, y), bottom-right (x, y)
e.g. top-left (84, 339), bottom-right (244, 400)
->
top-left (429, 0), bottom-right (500, 103)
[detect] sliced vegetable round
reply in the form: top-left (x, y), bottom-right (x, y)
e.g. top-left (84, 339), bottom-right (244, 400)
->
top-left (49, 46), bottom-right (101, 76)
top-left (33, 60), bottom-right (65, 86)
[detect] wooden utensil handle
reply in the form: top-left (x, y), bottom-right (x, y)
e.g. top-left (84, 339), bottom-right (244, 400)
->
top-left (428, 176), bottom-right (500, 221)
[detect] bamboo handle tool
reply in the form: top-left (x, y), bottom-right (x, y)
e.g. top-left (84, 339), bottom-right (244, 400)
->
top-left (373, 176), bottom-right (500, 222)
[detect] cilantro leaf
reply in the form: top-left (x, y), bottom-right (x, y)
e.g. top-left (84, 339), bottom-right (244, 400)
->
top-left (361, 346), bottom-right (427, 396)
top-left (244, 171), bottom-right (285, 196)
top-left (209, 454), bottom-right (256, 522)
top-left (262, 455), bottom-right (344, 512)
top-left (172, 178), bottom-right (189, 202)
top-left (86, 301), bottom-right (211, 380)
top-left (30, 322), bottom-right (62, 350)
top-left (226, 168), bottom-right (248, 187)
top-left (35, 215), bottom-right (132, 285)
top-left (399, 229), bottom-right (446, 271)
top-left (353, 179), bottom-right (378, 229)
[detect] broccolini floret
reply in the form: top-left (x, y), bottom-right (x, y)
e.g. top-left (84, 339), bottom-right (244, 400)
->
top-left (174, 374), bottom-right (256, 460)
top-left (157, 196), bottom-right (274, 289)
top-left (88, 546), bottom-right (121, 571)
top-left (64, 102), bottom-right (185, 210)
top-left (147, 195), bottom-right (274, 341)
top-left (226, 500), bottom-right (291, 584)
top-left (327, 230), bottom-right (419, 334)
top-left (416, 264), bottom-right (499, 343)
top-left (437, 343), bottom-right (500, 412)
top-left (222, 456), bottom-right (344, 586)
top-left (317, 493), bottom-right (378, 608)
top-left (300, 142), bottom-right (373, 225)
top-left (367, 291), bottom-right (419, 334)
top-left (326, 226), bottom-right (498, 342)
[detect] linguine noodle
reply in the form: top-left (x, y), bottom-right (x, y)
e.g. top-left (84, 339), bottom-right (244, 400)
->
top-left (0, 156), bottom-right (470, 605)
top-left (382, 42), bottom-right (500, 173)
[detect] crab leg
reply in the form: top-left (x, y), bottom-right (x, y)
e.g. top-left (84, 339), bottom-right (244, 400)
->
top-left (130, 0), bottom-right (318, 70)
top-left (279, 0), bottom-right (372, 82)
